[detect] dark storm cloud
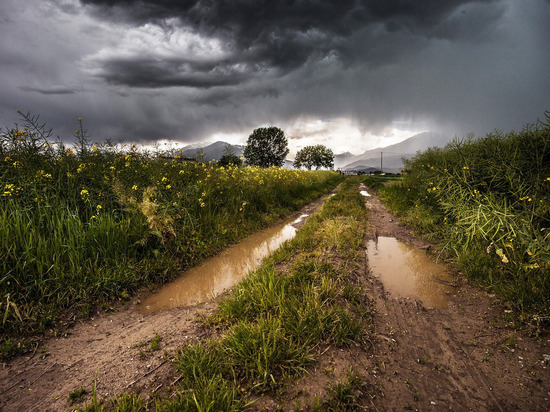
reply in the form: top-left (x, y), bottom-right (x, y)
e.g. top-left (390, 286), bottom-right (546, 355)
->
top-left (80, 0), bottom-right (498, 89)
top-left (96, 57), bottom-right (251, 88)
top-left (19, 85), bottom-right (79, 95)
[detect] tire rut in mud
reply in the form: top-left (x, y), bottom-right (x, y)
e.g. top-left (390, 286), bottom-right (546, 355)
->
top-left (363, 190), bottom-right (549, 411)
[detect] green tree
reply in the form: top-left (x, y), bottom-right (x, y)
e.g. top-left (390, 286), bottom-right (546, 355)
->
top-left (293, 145), bottom-right (334, 170)
top-left (218, 145), bottom-right (243, 167)
top-left (243, 127), bottom-right (289, 168)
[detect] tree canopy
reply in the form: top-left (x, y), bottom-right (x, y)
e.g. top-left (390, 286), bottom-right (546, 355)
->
top-left (243, 127), bottom-right (289, 168)
top-left (218, 145), bottom-right (243, 167)
top-left (293, 145), bottom-right (334, 170)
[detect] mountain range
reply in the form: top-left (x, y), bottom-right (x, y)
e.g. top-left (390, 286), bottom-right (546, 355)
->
top-left (178, 140), bottom-right (244, 161)
top-left (335, 131), bottom-right (451, 173)
top-left (177, 131), bottom-right (451, 172)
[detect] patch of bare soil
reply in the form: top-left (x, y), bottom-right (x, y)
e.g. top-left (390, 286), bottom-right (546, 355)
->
top-left (0, 297), bottom-right (212, 411)
top-left (0, 193), bottom-right (332, 412)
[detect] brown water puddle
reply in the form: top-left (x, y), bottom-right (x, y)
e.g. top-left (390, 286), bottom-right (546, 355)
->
top-left (366, 236), bottom-right (454, 309)
top-left (139, 214), bottom-right (309, 313)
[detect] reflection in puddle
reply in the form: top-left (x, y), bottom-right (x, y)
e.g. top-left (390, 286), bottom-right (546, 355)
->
top-left (293, 214), bottom-right (309, 224)
top-left (139, 215), bottom-right (308, 313)
top-left (367, 237), bottom-right (453, 309)
top-left (360, 190), bottom-right (371, 197)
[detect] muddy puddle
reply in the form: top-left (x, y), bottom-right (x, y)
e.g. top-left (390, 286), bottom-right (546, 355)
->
top-left (139, 215), bottom-right (309, 313)
top-left (366, 236), bottom-right (454, 309)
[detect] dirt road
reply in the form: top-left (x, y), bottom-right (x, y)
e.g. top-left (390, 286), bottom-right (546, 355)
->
top-left (1, 188), bottom-right (549, 411)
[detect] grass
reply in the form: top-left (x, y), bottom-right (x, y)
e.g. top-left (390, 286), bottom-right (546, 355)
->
top-left (361, 174), bottom-right (402, 191)
top-left (0, 112), bottom-right (343, 355)
top-left (372, 119), bottom-right (550, 328)
top-left (68, 387), bottom-right (87, 405)
top-left (150, 333), bottom-right (161, 351)
top-left (317, 369), bottom-right (365, 411)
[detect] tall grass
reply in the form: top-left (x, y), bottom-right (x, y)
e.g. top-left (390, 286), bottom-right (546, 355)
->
top-left (377, 121), bottom-right (550, 325)
top-left (0, 113), bottom-right (342, 348)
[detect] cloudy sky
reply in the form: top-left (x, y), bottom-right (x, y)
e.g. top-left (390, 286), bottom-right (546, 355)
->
top-left (1, 0), bottom-right (549, 155)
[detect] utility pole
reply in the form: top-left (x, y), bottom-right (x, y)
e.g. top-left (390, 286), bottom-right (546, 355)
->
top-left (380, 152), bottom-right (383, 173)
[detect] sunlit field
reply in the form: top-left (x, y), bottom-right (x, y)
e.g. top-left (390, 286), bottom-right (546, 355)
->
top-left (0, 114), bottom-right (342, 350)
top-left (377, 123), bottom-right (550, 328)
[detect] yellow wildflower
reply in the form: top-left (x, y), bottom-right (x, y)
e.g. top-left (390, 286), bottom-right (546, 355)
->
top-left (495, 248), bottom-right (509, 263)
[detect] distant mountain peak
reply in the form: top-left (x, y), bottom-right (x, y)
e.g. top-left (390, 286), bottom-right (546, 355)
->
top-left (179, 141), bottom-right (244, 161)
top-left (335, 151), bottom-right (354, 156)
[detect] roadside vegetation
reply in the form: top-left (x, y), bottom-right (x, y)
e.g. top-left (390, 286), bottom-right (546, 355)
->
top-left (375, 120), bottom-right (550, 328)
top-left (0, 113), bottom-right (342, 357)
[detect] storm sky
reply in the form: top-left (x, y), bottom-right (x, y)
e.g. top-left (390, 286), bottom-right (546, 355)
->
top-left (1, 0), bottom-right (549, 154)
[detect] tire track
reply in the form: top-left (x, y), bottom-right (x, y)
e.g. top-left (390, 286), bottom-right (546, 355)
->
top-left (363, 191), bottom-right (549, 411)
